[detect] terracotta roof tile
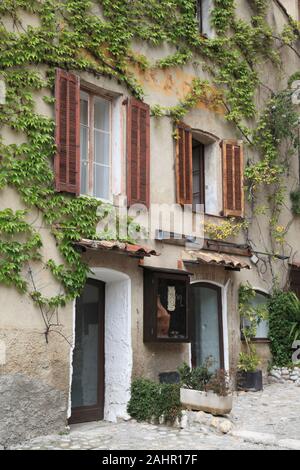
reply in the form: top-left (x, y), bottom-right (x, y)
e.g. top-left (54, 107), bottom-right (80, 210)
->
top-left (74, 239), bottom-right (158, 258)
top-left (182, 250), bottom-right (251, 270)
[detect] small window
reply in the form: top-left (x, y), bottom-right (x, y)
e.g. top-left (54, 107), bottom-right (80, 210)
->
top-left (80, 91), bottom-right (111, 200)
top-left (143, 268), bottom-right (192, 343)
top-left (196, 0), bottom-right (214, 38)
top-left (241, 291), bottom-right (269, 340)
top-left (290, 265), bottom-right (300, 299)
top-left (192, 139), bottom-right (205, 211)
top-left (191, 131), bottom-right (221, 215)
top-left (196, 0), bottom-right (203, 33)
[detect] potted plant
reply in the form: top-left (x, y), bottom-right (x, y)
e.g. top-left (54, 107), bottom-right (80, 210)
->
top-left (179, 362), bottom-right (233, 416)
top-left (237, 347), bottom-right (263, 391)
top-left (238, 283), bottom-right (268, 391)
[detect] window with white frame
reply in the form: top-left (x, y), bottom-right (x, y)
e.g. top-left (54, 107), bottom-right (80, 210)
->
top-left (191, 130), bottom-right (222, 216)
top-left (242, 290), bottom-right (270, 340)
top-left (80, 91), bottom-right (112, 200)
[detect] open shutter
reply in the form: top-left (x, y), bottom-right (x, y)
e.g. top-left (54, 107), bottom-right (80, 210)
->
top-left (127, 98), bottom-right (150, 208)
top-left (55, 69), bottom-right (80, 195)
top-left (222, 140), bottom-right (244, 217)
top-left (176, 122), bottom-right (193, 205)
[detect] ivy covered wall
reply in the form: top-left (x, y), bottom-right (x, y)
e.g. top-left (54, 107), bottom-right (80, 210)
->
top-left (0, 0), bottom-right (299, 312)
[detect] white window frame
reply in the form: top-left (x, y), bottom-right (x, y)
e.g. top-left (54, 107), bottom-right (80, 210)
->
top-left (191, 129), bottom-right (222, 216)
top-left (80, 87), bottom-right (114, 203)
top-left (241, 289), bottom-right (270, 341)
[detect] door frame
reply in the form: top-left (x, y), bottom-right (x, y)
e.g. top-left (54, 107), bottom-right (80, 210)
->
top-left (191, 281), bottom-right (225, 370)
top-left (69, 278), bottom-right (105, 424)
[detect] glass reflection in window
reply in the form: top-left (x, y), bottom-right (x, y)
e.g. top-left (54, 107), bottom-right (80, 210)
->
top-left (157, 279), bottom-right (187, 339)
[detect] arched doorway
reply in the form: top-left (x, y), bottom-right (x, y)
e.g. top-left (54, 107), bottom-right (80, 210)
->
top-left (191, 282), bottom-right (224, 371)
top-left (69, 268), bottom-right (132, 424)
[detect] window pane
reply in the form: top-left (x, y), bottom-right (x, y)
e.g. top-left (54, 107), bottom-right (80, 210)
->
top-left (71, 283), bottom-right (101, 408)
top-left (80, 125), bottom-right (89, 195)
top-left (256, 319), bottom-right (269, 339)
top-left (192, 141), bottom-right (205, 210)
top-left (193, 153), bottom-right (200, 171)
top-left (193, 195), bottom-right (200, 208)
top-left (251, 292), bottom-right (269, 339)
top-left (94, 130), bottom-right (110, 165)
top-left (242, 291), bottom-right (269, 339)
top-left (81, 160), bottom-right (89, 195)
top-left (80, 98), bottom-right (88, 125)
top-left (193, 172), bottom-right (200, 193)
top-left (94, 97), bottom-right (110, 132)
top-left (94, 164), bottom-right (110, 200)
top-left (157, 279), bottom-right (187, 339)
top-left (81, 125), bottom-right (88, 160)
top-left (193, 285), bottom-right (221, 372)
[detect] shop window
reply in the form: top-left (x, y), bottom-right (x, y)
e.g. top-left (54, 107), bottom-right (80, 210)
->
top-left (143, 268), bottom-right (192, 343)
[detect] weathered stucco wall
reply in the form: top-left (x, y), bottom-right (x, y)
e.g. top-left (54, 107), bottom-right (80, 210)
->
top-left (0, 260), bottom-right (73, 448)
top-left (0, 0), bottom-right (299, 445)
top-left (0, 119), bottom-right (74, 446)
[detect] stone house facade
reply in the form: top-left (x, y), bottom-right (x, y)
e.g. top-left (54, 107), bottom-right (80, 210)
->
top-left (0, 0), bottom-right (299, 447)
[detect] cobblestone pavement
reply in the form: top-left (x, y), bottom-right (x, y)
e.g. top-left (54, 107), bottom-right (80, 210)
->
top-left (232, 383), bottom-right (300, 441)
top-left (10, 383), bottom-right (300, 451)
top-left (10, 421), bottom-right (281, 450)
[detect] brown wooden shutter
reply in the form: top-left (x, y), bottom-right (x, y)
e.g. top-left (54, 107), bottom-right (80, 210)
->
top-left (222, 140), bottom-right (244, 217)
top-left (176, 122), bottom-right (193, 205)
top-left (55, 69), bottom-right (80, 195)
top-left (127, 98), bottom-right (150, 207)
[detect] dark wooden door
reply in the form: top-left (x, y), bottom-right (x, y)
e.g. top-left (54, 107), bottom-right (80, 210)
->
top-left (69, 279), bottom-right (105, 424)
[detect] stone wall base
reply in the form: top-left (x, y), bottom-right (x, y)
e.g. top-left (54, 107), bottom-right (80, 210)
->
top-left (0, 373), bottom-right (68, 448)
top-left (269, 367), bottom-right (300, 386)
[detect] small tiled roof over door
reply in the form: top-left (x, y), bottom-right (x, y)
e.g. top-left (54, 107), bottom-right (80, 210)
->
top-left (182, 250), bottom-right (251, 270)
top-left (74, 239), bottom-right (159, 258)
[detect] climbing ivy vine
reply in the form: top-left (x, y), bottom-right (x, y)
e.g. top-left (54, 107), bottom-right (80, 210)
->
top-left (0, 0), bottom-right (299, 316)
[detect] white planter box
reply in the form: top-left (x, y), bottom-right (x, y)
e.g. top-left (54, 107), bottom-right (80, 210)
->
top-left (180, 387), bottom-right (232, 416)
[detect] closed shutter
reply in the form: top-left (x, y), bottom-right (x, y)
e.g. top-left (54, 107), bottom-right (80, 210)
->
top-left (127, 98), bottom-right (150, 207)
top-left (222, 140), bottom-right (244, 217)
top-left (55, 69), bottom-right (80, 195)
top-left (176, 123), bottom-right (193, 205)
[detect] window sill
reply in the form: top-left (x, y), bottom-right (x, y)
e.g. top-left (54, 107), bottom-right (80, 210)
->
top-left (144, 338), bottom-right (192, 344)
top-left (79, 194), bottom-right (113, 205)
top-left (241, 338), bottom-right (270, 344)
top-left (204, 212), bottom-right (245, 220)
